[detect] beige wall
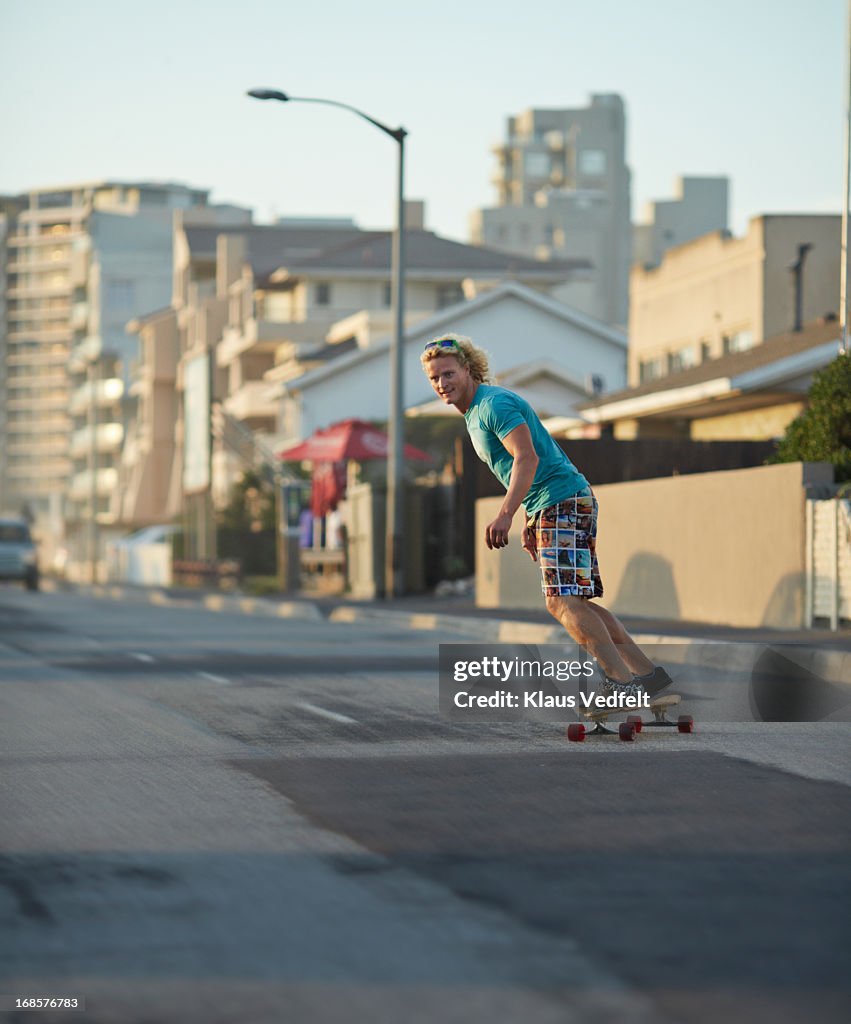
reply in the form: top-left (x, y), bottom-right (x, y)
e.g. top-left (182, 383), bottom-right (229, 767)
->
top-left (762, 215), bottom-right (840, 338)
top-left (629, 223), bottom-right (764, 385)
top-left (475, 462), bottom-right (833, 628)
top-left (628, 215), bottom-right (840, 386)
top-left (690, 401), bottom-right (805, 441)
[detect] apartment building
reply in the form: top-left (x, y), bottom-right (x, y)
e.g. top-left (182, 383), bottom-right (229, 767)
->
top-left (469, 95), bottom-right (632, 327)
top-left (0, 181), bottom-right (249, 575)
top-left (116, 217), bottom-right (367, 557)
top-left (0, 196), bottom-right (26, 513)
top-left (629, 214), bottom-right (840, 387)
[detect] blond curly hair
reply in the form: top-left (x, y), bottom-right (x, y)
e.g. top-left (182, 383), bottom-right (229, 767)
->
top-left (420, 334), bottom-right (492, 383)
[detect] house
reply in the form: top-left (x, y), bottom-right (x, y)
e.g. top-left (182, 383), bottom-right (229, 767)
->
top-left (271, 280), bottom-right (627, 443)
top-left (574, 318), bottom-right (841, 441)
top-left (217, 225), bottom-right (590, 472)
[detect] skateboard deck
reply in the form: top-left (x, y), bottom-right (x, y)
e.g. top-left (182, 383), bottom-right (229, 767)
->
top-left (567, 694), bottom-right (694, 742)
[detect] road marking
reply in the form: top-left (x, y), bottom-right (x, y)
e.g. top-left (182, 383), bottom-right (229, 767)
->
top-left (131, 653), bottom-right (156, 663)
top-left (296, 701), bottom-right (358, 725)
top-left (198, 671), bottom-right (230, 685)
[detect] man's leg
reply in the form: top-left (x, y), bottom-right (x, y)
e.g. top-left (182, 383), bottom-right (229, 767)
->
top-left (585, 601), bottom-right (656, 677)
top-left (544, 593), bottom-right (636, 682)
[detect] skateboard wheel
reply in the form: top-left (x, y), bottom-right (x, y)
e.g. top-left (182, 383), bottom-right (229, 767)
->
top-left (677, 715), bottom-right (694, 734)
top-left (618, 722), bottom-right (637, 742)
top-left (567, 723), bottom-right (586, 742)
top-left (626, 714), bottom-right (643, 733)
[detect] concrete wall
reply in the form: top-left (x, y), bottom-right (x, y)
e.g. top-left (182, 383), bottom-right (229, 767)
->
top-left (475, 461), bottom-right (834, 628)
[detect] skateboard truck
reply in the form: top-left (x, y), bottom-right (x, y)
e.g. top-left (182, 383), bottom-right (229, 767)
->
top-left (567, 694), bottom-right (694, 742)
top-left (628, 694), bottom-right (694, 733)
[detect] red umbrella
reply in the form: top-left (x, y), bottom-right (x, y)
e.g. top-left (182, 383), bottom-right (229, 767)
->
top-left (310, 461), bottom-right (348, 517)
top-left (278, 419), bottom-right (432, 463)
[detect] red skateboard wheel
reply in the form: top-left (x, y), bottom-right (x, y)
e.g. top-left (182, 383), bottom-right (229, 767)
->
top-left (567, 723), bottom-right (586, 742)
top-left (618, 722), bottom-right (637, 742)
top-left (677, 715), bottom-right (694, 734)
top-left (626, 714), bottom-right (643, 733)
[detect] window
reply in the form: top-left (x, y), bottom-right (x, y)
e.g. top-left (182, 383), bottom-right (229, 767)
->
top-left (106, 279), bottom-right (135, 310)
top-left (524, 152), bottom-right (550, 178)
top-left (578, 149), bottom-right (607, 177)
top-left (436, 284), bottom-right (464, 310)
top-left (639, 356), bottom-right (665, 383)
top-left (723, 329), bottom-right (754, 355)
top-left (383, 282), bottom-right (392, 308)
top-left (668, 346), bottom-right (697, 374)
top-left (315, 282), bottom-right (331, 306)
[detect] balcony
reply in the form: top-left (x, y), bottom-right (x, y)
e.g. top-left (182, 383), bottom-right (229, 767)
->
top-left (68, 377), bottom-right (124, 416)
top-left (70, 247), bottom-right (89, 287)
top-left (71, 302), bottom-right (89, 329)
top-left (68, 468), bottom-right (119, 501)
top-left (223, 381), bottom-right (277, 422)
top-left (217, 318), bottom-right (330, 366)
top-left (6, 281), bottom-right (71, 300)
top-left (6, 252), bottom-right (71, 273)
top-left (67, 336), bottom-right (104, 373)
top-left (6, 393), bottom-right (69, 411)
top-left (7, 325), bottom-right (73, 343)
top-left (69, 423), bottom-right (125, 458)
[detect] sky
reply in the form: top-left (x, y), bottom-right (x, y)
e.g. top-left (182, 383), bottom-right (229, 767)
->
top-left (1, 0), bottom-right (846, 241)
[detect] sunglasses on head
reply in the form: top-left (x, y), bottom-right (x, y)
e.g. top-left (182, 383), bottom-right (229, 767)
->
top-left (424, 338), bottom-right (460, 352)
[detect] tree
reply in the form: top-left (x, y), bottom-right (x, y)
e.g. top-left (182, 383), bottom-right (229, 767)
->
top-left (217, 470), bottom-right (277, 575)
top-left (768, 352), bottom-right (851, 482)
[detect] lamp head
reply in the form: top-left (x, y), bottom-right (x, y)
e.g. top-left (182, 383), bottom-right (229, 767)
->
top-left (247, 88), bottom-right (289, 102)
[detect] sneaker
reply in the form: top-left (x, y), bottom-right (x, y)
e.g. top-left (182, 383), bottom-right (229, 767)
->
top-left (637, 666), bottom-right (674, 698)
top-left (601, 676), bottom-right (645, 701)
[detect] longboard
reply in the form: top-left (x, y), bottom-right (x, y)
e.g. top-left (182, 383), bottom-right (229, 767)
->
top-left (567, 694), bottom-right (694, 742)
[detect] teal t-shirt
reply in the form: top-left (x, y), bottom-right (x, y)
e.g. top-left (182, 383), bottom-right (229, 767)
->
top-left (464, 385), bottom-right (589, 515)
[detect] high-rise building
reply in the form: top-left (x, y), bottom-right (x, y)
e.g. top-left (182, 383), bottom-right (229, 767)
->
top-left (1, 181), bottom-right (237, 574)
top-left (469, 95), bottom-right (632, 327)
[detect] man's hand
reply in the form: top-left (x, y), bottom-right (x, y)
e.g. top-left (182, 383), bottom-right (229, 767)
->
top-left (485, 512), bottom-right (514, 550)
top-left (521, 523), bottom-right (538, 561)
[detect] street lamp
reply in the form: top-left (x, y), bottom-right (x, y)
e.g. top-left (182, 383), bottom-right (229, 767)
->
top-left (247, 87), bottom-right (408, 598)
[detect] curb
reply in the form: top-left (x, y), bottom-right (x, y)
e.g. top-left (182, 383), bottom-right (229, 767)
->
top-left (327, 605), bottom-right (851, 690)
top-left (54, 582), bottom-right (323, 622)
top-left (42, 580), bottom-right (850, 687)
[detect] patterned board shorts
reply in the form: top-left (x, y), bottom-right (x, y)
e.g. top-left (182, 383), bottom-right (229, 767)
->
top-left (527, 485), bottom-right (604, 599)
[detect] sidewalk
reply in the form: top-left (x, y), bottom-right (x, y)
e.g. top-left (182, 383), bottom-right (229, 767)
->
top-left (48, 578), bottom-right (851, 650)
top-left (314, 592), bottom-right (851, 649)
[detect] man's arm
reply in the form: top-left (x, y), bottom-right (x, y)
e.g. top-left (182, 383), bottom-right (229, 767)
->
top-left (485, 423), bottom-right (539, 550)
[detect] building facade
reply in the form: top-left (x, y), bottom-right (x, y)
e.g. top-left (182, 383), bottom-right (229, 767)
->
top-left (469, 95), bottom-right (632, 328)
top-left (1, 181), bottom-right (228, 575)
top-left (629, 214), bottom-right (840, 388)
top-left (633, 176), bottom-right (729, 269)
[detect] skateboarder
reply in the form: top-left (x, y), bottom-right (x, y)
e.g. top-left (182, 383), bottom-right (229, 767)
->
top-left (421, 334), bottom-right (672, 697)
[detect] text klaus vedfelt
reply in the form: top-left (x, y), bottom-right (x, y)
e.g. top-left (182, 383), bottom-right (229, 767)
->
top-left (450, 656), bottom-right (650, 710)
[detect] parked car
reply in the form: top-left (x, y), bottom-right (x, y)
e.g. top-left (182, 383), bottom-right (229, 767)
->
top-left (0, 517), bottom-right (39, 591)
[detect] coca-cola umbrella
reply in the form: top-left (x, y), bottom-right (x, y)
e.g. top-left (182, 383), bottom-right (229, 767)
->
top-left (278, 419), bottom-right (432, 517)
top-left (277, 418), bottom-right (432, 464)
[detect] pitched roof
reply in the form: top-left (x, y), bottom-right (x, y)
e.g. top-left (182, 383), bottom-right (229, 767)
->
top-left (579, 319), bottom-right (840, 412)
top-left (277, 280), bottom-right (625, 395)
top-left (264, 229), bottom-right (590, 282)
top-left (182, 223), bottom-right (364, 277)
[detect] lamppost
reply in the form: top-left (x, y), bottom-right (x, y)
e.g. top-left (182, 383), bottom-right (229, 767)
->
top-left (247, 87), bottom-right (407, 598)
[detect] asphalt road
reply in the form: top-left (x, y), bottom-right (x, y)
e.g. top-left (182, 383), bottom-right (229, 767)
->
top-left (1, 586), bottom-right (849, 1024)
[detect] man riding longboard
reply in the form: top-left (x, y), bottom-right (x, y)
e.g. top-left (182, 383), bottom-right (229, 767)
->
top-left (421, 334), bottom-right (673, 703)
